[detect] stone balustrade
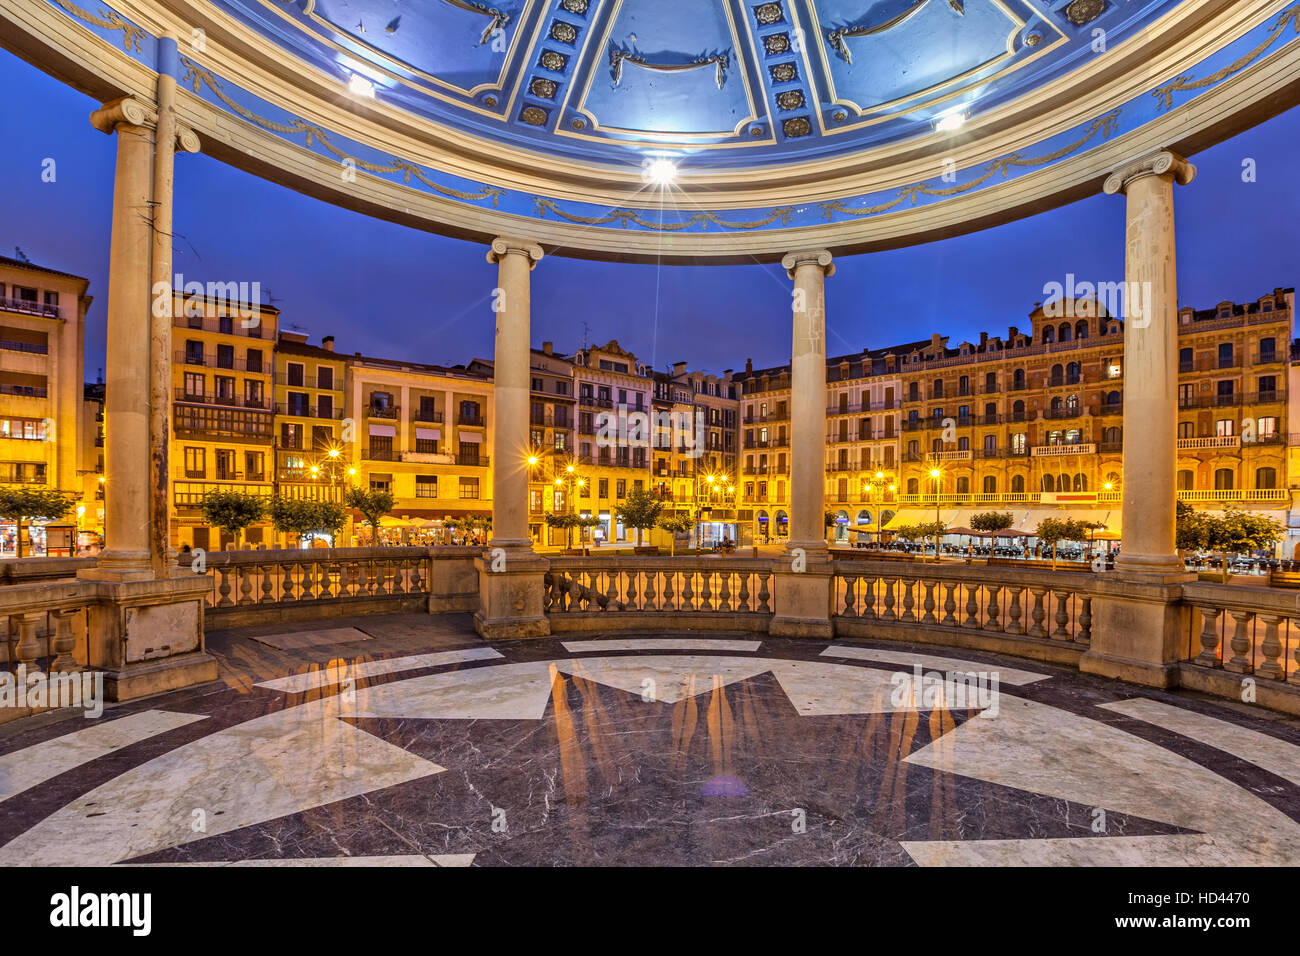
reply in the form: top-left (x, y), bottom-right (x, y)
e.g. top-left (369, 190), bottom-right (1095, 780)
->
top-left (1180, 581), bottom-right (1300, 710)
top-left (831, 560), bottom-right (1095, 664)
top-left (545, 557), bottom-right (775, 632)
top-left (0, 579), bottom-right (96, 724)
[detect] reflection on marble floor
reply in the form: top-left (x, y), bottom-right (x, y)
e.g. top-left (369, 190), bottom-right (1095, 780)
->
top-left (0, 615), bottom-right (1297, 867)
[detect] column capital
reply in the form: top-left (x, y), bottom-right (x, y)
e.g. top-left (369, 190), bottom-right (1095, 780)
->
top-left (89, 96), bottom-right (158, 134)
top-left (488, 237), bottom-right (544, 269)
top-left (781, 249), bottom-right (835, 279)
top-left (1103, 150), bottom-right (1196, 196)
top-left (176, 125), bottom-right (202, 154)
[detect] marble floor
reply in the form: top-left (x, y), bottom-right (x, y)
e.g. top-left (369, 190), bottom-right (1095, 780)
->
top-left (1, 613), bottom-right (1298, 866)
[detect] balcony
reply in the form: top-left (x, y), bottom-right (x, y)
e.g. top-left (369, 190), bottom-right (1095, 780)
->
top-left (1097, 402), bottom-right (1123, 416)
top-left (364, 447), bottom-right (396, 461)
top-left (0, 339), bottom-right (49, 355)
top-left (176, 388), bottom-right (268, 410)
top-left (1177, 436), bottom-right (1241, 450)
top-left (1246, 390), bottom-right (1282, 405)
top-left (0, 384), bottom-right (48, 399)
top-left (579, 395), bottom-right (614, 409)
top-left (1252, 352), bottom-right (1282, 365)
top-left (400, 451), bottom-right (455, 465)
top-left (1031, 443), bottom-right (1096, 457)
top-left (275, 402), bottom-right (341, 419)
top-left (458, 413), bottom-right (486, 427)
top-left (455, 454), bottom-right (490, 467)
top-left (930, 450), bottom-right (973, 462)
top-left (1097, 441), bottom-right (1124, 454)
top-left (367, 405), bottom-right (399, 419)
top-left (174, 350), bottom-right (260, 372)
top-left (0, 296), bottom-right (60, 318)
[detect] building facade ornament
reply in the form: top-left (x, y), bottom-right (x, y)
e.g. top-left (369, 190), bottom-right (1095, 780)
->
top-left (487, 237), bottom-right (544, 269)
top-left (781, 249), bottom-right (835, 279)
top-left (89, 96), bottom-right (157, 134)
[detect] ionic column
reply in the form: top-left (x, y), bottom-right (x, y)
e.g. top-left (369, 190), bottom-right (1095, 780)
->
top-left (151, 35), bottom-right (201, 575)
top-left (487, 237), bottom-right (543, 551)
top-left (782, 249), bottom-right (834, 555)
top-left (1103, 151), bottom-right (1196, 575)
top-left (87, 96), bottom-right (159, 576)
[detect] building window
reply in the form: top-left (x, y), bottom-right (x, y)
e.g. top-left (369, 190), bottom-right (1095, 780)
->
top-left (416, 476), bottom-right (438, 498)
top-left (311, 425), bottom-right (332, 450)
top-left (1177, 469), bottom-right (1195, 490)
top-left (185, 340), bottom-right (204, 364)
top-left (1214, 468), bottom-right (1234, 491)
top-left (1011, 433), bottom-right (1027, 454)
top-left (1011, 475), bottom-right (1025, 493)
top-left (1256, 467), bottom-right (1278, 490)
top-left (459, 477), bottom-right (479, 499)
top-left (415, 437), bottom-right (439, 454)
top-left (906, 478), bottom-right (919, 495)
top-left (371, 473), bottom-right (393, 494)
top-left (318, 366), bottom-right (334, 390)
top-left (983, 476), bottom-right (996, 494)
top-left (956, 476), bottom-right (970, 495)
top-left (183, 372), bottom-right (204, 398)
top-left (1258, 417), bottom-right (1279, 440)
top-left (219, 315), bottom-right (233, 335)
top-left (245, 452), bottom-right (264, 482)
top-left (214, 376), bottom-right (236, 402)
top-left (246, 349), bottom-right (263, 373)
top-left (1218, 343), bottom-right (1234, 368)
top-left (215, 449), bottom-right (237, 481)
top-left (1215, 419), bottom-right (1235, 437)
top-left (184, 447), bottom-right (205, 479)
top-left (216, 344), bottom-right (234, 369)
top-left (245, 380), bottom-right (264, 408)
top-left (286, 363), bottom-right (304, 387)
top-left (281, 423), bottom-right (301, 450)
top-left (317, 395), bottom-right (333, 419)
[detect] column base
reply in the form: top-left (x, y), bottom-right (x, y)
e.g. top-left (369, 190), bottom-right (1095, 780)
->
top-left (768, 558), bottom-right (833, 638)
top-left (1080, 573), bottom-right (1193, 690)
top-left (474, 552), bottom-right (550, 640)
top-left (101, 651), bottom-right (219, 702)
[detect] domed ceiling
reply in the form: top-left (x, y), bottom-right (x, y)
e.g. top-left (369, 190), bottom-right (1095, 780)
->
top-left (223, 0), bottom-right (1175, 167)
top-left (7, 0), bottom-right (1300, 260)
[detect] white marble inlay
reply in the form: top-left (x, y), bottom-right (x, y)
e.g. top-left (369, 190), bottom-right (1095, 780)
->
top-left (250, 627), bottom-right (372, 651)
top-left (0, 698), bottom-right (444, 866)
top-left (902, 697), bottom-right (1300, 865)
top-left (767, 660), bottom-right (946, 715)
top-left (1100, 697), bottom-right (1300, 787)
top-left (561, 639), bottom-right (762, 653)
top-left (257, 647), bottom-right (503, 694)
top-left (0, 710), bottom-right (207, 804)
top-left (553, 656), bottom-right (772, 703)
top-left (345, 661), bottom-right (561, 720)
top-left (902, 835), bottom-right (1241, 867)
top-left (821, 646), bottom-right (1049, 685)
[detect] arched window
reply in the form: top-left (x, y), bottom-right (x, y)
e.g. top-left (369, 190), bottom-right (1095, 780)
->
top-left (931, 438), bottom-right (944, 452)
top-left (1177, 469), bottom-right (1195, 490)
top-left (1042, 475), bottom-right (1055, 492)
top-left (1057, 474), bottom-right (1071, 492)
top-left (1065, 429), bottom-right (1081, 444)
top-left (1065, 394), bottom-right (1080, 416)
top-left (1058, 322), bottom-right (1071, 342)
top-left (985, 371), bottom-right (997, 391)
top-left (907, 478), bottom-right (919, 495)
top-left (1104, 426), bottom-right (1121, 444)
top-left (956, 477), bottom-right (970, 495)
top-left (1257, 467), bottom-right (1278, 489)
top-left (984, 402), bottom-right (996, 419)
top-left (1048, 430), bottom-right (1063, 445)
top-left (983, 475), bottom-right (996, 494)
top-left (1011, 475), bottom-right (1025, 493)
top-left (1013, 400), bottom-right (1026, 421)
top-left (1073, 474), bottom-right (1088, 492)
top-left (1214, 468), bottom-right (1234, 491)
top-left (1013, 368), bottom-right (1026, 390)
top-left (1066, 362), bottom-right (1080, 385)
top-left (1075, 320), bottom-right (1089, 340)
top-left (1043, 326), bottom-right (1055, 344)
top-left (958, 436), bottom-right (969, 451)
top-left (1050, 364), bottom-right (1064, 386)
top-left (1050, 396), bottom-right (1063, 414)
top-left (1105, 390), bottom-right (1121, 407)
top-left (1011, 433), bottom-right (1027, 454)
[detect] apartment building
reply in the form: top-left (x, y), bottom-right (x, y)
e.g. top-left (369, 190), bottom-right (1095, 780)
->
top-left (572, 340), bottom-right (652, 543)
top-left (273, 332), bottom-right (350, 511)
top-left (348, 352), bottom-right (494, 538)
top-left (170, 293), bottom-right (277, 549)
top-left (79, 381), bottom-right (105, 543)
top-left (734, 360), bottom-right (793, 542)
top-left (0, 256), bottom-right (90, 555)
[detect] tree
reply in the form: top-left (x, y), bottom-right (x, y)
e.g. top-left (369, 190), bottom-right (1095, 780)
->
top-left (824, 510), bottom-right (839, 546)
top-left (616, 488), bottom-right (663, 547)
top-left (1034, 517), bottom-right (1092, 569)
top-left (269, 497), bottom-right (347, 546)
top-left (0, 487), bottom-right (74, 558)
top-left (892, 519), bottom-right (946, 561)
top-left (1181, 504), bottom-right (1284, 582)
top-left (970, 511), bottom-right (1014, 534)
top-left (658, 512), bottom-right (695, 556)
top-left (199, 490), bottom-right (266, 550)
top-left (345, 487), bottom-right (396, 545)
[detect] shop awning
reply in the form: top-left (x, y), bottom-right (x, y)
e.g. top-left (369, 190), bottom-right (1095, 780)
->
top-left (882, 508), bottom-right (960, 529)
top-left (415, 427), bottom-right (441, 440)
top-left (458, 431), bottom-right (482, 443)
top-left (368, 423), bottom-right (396, 437)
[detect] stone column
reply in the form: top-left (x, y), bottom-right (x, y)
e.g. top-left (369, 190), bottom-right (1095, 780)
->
top-left (770, 249), bottom-right (835, 638)
top-left (1082, 151), bottom-right (1196, 690)
top-left (784, 249), bottom-right (834, 554)
top-left (487, 237), bottom-right (542, 552)
top-left (151, 35), bottom-right (201, 575)
top-left (1103, 150), bottom-right (1196, 574)
top-left (87, 96), bottom-right (158, 578)
top-left (474, 238), bottom-right (549, 639)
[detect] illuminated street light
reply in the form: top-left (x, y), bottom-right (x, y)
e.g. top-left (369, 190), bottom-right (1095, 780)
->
top-left (328, 448), bottom-right (340, 458)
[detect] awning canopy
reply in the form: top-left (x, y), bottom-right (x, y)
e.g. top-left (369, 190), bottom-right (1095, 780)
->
top-left (368, 423), bottom-right (396, 437)
top-left (882, 508), bottom-right (960, 530)
top-left (459, 431), bottom-right (483, 444)
top-left (415, 427), bottom-right (441, 440)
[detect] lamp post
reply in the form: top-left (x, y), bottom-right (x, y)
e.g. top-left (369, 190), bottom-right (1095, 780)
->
top-left (929, 466), bottom-right (943, 563)
top-left (861, 470), bottom-right (896, 547)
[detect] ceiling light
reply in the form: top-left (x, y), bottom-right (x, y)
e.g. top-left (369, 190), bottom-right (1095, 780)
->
top-left (935, 111), bottom-right (966, 133)
top-left (643, 158), bottom-right (678, 186)
top-left (347, 73), bottom-right (376, 98)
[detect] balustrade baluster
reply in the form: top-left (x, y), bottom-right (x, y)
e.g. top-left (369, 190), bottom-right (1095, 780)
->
top-left (842, 576), bottom-right (857, 618)
top-left (880, 578), bottom-right (897, 622)
top-left (700, 572), bottom-right (712, 611)
top-left (239, 567), bottom-right (254, 605)
top-left (663, 570), bottom-right (676, 610)
top-left (1027, 588), bottom-right (1048, 638)
top-left (627, 571), bottom-right (640, 610)
top-left (1051, 592), bottom-right (1071, 640)
top-left (644, 570), bottom-right (658, 610)
top-left (49, 609), bottom-right (78, 672)
top-left (862, 577), bottom-right (877, 620)
top-left (302, 562), bottom-right (315, 601)
top-left (921, 581), bottom-right (937, 625)
top-left (1195, 606), bottom-right (1223, 665)
top-left (718, 572), bottom-right (731, 611)
top-left (1077, 596), bottom-right (1092, 644)
top-left (756, 573), bottom-right (771, 613)
top-left (13, 611), bottom-right (42, 679)
top-left (1005, 587), bottom-right (1024, 635)
top-left (983, 585), bottom-right (1002, 631)
top-left (737, 572), bottom-right (750, 612)
top-left (281, 563), bottom-right (295, 602)
top-left (1224, 610), bottom-right (1254, 673)
top-left (962, 585), bottom-right (979, 629)
top-left (217, 567), bottom-right (234, 607)
top-left (900, 580), bottom-right (916, 623)
top-left (261, 563), bottom-right (275, 603)
top-left (1257, 614), bottom-right (1284, 680)
top-left (942, 583), bottom-right (957, 626)
top-left (681, 572), bottom-right (694, 610)
top-left (606, 571), bottom-right (619, 610)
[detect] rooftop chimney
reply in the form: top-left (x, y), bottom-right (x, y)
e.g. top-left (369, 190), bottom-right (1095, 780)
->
top-left (745, 358), bottom-right (753, 373)
top-left (542, 341), bottom-right (553, 355)
top-left (321, 335), bottom-right (335, 351)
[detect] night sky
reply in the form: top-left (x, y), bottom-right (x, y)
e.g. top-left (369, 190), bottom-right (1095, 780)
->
top-left (1, 46), bottom-right (1296, 380)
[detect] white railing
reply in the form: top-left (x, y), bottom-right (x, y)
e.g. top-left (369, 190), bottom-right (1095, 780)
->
top-left (1031, 443), bottom-right (1096, 457)
top-left (1177, 436), bottom-right (1241, 450)
top-left (545, 557), bottom-right (774, 621)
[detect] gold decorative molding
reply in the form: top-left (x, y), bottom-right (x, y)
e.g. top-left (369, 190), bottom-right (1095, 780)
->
top-left (180, 57), bottom-right (506, 206)
top-left (608, 49), bottom-right (730, 90)
top-left (532, 198), bottom-right (795, 231)
top-left (441, 0), bottom-right (511, 46)
top-left (1152, 7), bottom-right (1300, 112)
top-left (820, 110), bottom-right (1119, 220)
top-left (52, 0), bottom-right (146, 52)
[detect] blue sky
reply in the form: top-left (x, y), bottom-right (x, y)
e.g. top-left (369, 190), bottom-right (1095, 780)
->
top-left (1, 46), bottom-right (1296, 380)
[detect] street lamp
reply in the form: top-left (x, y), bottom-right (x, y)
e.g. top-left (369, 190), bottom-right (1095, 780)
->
top-left (861, 469), bottom-right (896, 547)
top-left (929, 467), bottom-right (943, 563)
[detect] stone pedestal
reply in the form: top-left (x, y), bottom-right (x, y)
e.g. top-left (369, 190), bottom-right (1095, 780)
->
top-left (82, 573), bottom-right (216, 701)
top-left (769, 552), bottom-right (834, 638)
top-left (473, 552), bottom-right (551, 639)
top-left (1080, 574), bottom-right (1194, 688)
